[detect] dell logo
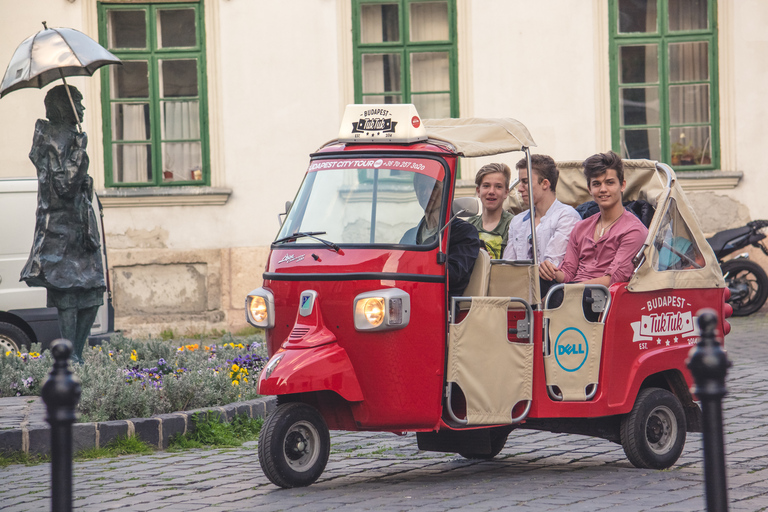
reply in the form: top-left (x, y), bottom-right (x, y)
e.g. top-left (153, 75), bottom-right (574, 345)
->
top-left (558, 343), bottom-right (585, 356)
top-left (554, 327), bottom-right (589, 372)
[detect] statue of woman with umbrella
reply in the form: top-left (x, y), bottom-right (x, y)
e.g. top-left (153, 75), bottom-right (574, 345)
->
top-left (1, 22), bottom-right (120, 362)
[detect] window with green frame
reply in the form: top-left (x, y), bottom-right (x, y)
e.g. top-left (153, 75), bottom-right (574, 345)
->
top-left (98, 2), bottom-right (209, 186)
top-left (609, 0), bottom-right (718, 169)
top-left (352, 0), bottom-right (458, 119)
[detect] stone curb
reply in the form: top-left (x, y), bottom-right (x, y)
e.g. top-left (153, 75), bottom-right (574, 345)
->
top-left (0, 396), bottom-right (276, 456)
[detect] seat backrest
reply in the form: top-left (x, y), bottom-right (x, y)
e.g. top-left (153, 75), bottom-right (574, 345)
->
top-left (487, 261), bottom-right (540, 305)
top-left (462, 250), bottom-right (491, 297)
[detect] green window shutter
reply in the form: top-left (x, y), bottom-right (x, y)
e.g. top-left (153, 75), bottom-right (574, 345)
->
top-left (99, 2), bottom-right (210, 187)
top-left (352, 0), bottom-right (459, 119)
top-left (609, 0), bottom-right (718, 170)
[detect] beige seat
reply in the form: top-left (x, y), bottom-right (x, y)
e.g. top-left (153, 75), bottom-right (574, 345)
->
top-left (542, 284), bottom-right (606, 401)
top-left (446, 297), bottom-right (533, 425)
top-left (462, 250), bottom-right (491, 297)
top-left (487, 260), bottom-right (540, 305)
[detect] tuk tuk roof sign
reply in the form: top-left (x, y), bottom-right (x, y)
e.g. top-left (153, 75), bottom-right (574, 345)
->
top-left (338, 104), bottom-right (428, 143)
top-left (337, 105), bottom-right (536, 157)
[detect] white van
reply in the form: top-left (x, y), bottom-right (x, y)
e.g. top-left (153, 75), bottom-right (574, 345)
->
top-left (0, 177), bottom-right (113, 352)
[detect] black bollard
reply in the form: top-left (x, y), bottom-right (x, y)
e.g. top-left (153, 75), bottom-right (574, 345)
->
top-left (41, 339), bottom-right (82, 512)
top-left (687, 309), bottom-right (731, 512)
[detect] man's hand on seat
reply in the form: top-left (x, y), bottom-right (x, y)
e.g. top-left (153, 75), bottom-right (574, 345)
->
top-left (539, 260), bottom-right (562, 283)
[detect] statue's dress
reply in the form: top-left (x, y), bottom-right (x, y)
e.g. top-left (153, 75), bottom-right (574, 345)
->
top-left (20, 119), bottom-right (105, 309)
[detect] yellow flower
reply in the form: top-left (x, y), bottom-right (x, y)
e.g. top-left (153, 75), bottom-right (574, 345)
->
top-left (29, 352), bottom-right (41, 358)
top-left (130, 350), bottom-right (138, 361)
top-left (243, 377), bottom-right (248, 384)
top-left (231, 363), bottom-right (239, 372)
top-left (232, 380), bottom-right (240, 386)
top-left (177, 346), bottom-right (184, 352)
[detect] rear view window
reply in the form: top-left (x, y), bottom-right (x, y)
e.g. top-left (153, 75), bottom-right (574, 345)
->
top-left (652, 197), bottom-right (704, 271)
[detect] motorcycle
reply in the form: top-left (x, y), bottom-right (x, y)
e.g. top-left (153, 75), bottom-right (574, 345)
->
top-left (707, 220), bottom-right (768, 316)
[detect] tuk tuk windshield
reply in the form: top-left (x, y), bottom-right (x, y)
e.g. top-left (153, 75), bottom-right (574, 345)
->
top-left (276, 157), bottom-right (447, 246)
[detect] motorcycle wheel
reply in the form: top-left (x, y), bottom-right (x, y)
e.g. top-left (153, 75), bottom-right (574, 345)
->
top-left (722, 258), bottom-right (768, 316)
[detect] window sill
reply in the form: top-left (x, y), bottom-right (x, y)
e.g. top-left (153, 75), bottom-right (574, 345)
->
top-left (97, 186), bottom-right (232, 208)
top-left (676, 170), bottom-right (743, 191)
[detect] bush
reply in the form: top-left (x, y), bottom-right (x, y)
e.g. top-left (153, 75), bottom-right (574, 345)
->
top-left (0, 331), bottom-right (268, 423)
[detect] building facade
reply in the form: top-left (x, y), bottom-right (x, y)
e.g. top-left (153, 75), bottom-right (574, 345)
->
top-left (0, 0), bottom-right (764, 335)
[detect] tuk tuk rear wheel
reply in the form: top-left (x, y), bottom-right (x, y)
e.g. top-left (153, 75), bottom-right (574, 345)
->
top-left (620, 388), bottom-right (686, 470)
top-left (258, 402), bottom-right (330, 488)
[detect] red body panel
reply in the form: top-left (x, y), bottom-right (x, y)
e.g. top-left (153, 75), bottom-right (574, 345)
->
top-left (527, 284), bottom-right (727, 419)
top-left (259, 343), bottom-right (364, 401)
top-left (264, 247), bottom-right (449, 430)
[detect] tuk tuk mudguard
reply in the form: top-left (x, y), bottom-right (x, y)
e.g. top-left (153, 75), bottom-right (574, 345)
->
top-left (259, 343), bottom-right (364, 402)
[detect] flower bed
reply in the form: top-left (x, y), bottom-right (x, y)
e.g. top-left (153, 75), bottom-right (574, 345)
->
top-left (0, 332), bottom-right (268, 422)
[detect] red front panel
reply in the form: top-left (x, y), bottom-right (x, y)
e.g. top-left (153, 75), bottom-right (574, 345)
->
top-left (264, 247), bottom-right (447, 430)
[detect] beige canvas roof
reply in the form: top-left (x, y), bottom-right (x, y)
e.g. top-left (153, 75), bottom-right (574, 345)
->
top-left (508, 159), bottom-right (667, 212)
top-left (424, 117), bottom-right (537, 157)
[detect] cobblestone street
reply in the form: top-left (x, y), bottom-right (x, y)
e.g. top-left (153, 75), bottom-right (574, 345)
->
top-left (2, 314), bottom-right (767, 511)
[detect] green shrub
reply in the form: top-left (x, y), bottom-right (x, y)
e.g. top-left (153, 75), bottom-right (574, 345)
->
top-left (0, 332), bottom-right (269, 423)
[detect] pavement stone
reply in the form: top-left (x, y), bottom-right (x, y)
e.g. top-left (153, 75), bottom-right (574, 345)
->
top-left (2, 314), bottom-right (768, 510)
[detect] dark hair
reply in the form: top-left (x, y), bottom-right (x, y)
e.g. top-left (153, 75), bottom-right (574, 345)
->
top-left (582, 150), bottom-right (624, 185)
top-left (516, 154), bottom-right (559, 192)
top-left (44, 84), bottom-right (82, 123)
top-left (475, 162), bottom-right (511, 189)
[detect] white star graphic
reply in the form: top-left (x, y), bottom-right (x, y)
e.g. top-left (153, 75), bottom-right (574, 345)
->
top-left (656, 338), bottom-right (662, 345)
top-left (666, 340), bottom-right (671, 346)
top-left (673, 336), bottom-right (679, 343)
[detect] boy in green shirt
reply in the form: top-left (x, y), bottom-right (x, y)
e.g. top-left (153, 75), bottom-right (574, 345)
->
top-left (467, 162), bottom-right (514, 258)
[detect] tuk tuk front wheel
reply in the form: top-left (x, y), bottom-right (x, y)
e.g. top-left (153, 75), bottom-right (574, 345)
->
top-left (258, 402), bottom-right (330, 488)
top-left (620, 387), bottom-right (686, 470)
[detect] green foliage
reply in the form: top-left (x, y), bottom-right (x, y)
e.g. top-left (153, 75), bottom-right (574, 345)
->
top-left (75, 435), bottom-right (155, 460)
top-left (168, 412), bottom-right (263, 450)
top-left (0, 450), bottom-right (50, 467)
top-left (0, 344), bottom-right (51, 397)
top-left (0, 331), bottom-right (268, 423)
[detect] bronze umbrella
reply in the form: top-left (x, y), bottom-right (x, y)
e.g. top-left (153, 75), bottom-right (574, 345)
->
top-left (0, 21), bottom-right (121, 132)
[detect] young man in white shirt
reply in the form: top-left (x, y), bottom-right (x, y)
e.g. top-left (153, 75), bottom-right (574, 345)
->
top-left (503, 154), bottom-right (581, 266)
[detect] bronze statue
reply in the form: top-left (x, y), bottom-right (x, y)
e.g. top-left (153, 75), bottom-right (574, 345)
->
top-left (21, 84), bottom-right (105, 363)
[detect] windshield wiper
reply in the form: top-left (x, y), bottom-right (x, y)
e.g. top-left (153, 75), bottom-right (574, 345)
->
top-left (273, 231), bottom-right (340, 252)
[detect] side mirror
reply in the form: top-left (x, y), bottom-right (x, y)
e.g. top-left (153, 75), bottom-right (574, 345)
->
top-left (278, 200), bottom-right (292, 226)
top-left (452, 196), bottom-right (479, 218)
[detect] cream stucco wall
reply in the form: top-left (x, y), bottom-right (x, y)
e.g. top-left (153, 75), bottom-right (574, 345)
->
top-left (1, 0), bottom-right (767, 335)
top-left (0, 1), bottom-right (93, 179)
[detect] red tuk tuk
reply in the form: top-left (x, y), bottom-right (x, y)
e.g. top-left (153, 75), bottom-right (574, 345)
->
top-left (246, 104), bottom-right (731, 488)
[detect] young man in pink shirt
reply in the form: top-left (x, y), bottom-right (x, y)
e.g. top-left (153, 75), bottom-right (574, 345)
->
top-left (539, 151), bottom-right (647, 288)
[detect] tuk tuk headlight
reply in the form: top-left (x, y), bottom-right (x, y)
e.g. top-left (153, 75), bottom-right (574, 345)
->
top-left (250, 296), bottom-right (268, 323)
top-left (362, 298), bottom-right (385, 327)
top-left (353, 289), bottom-right (410, 331)
top-left (245, 288), bottom-right (275, 329)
